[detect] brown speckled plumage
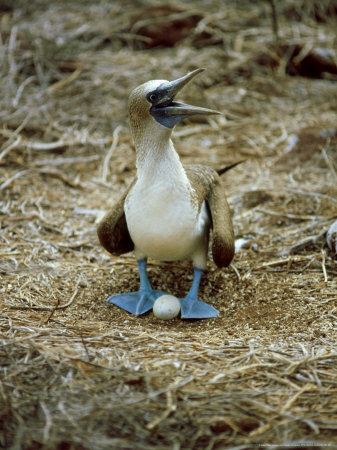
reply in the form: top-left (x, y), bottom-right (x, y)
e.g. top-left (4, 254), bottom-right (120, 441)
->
top-left (184, 164), bottom-right (234, 267)
top-left (97, 181), bottom-right (135, 255)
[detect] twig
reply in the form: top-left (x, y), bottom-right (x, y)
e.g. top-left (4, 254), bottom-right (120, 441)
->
top-left (12, 111), bottom-right (34, 135)
top-left (101, 125), bottom-right (122, 183)
top-left (123, 376), bottom-right (195, 406)
top-left (284, 188), bottom-right (337, 204)
top-left (267, 0), bottom-right (279, 43)
top-left (0, 136), bottom-right (22, 163)
top-left (321, 249), bottom-right (328, 282)
top-left (146, 391), bottom-right (177, 430)
top-left (48, 66), bottom-right (82, 94)
top-left (322, 147), bottom-right (337, 183)
top-left (80, 332), bottom-right (92, 362)
top-left (0, 169), bottom-right (31, 190)
top-left (257, 208), bottom-right (324, 221)
top-left (255, 255), bottom-right (320, 270)
top-left (230, 263), bottom-right (241, 280)
top-left (282, 383), bottom-right (314, 412)
top-left (37, 168), bottom-right (84, 189)
top-left (32, 155), bottom-right (100, 167)
top-left (25, 139), bottom-right (74, 150)
top-left (289, 230), bottom-right (326, 254)
top-left (13, 76), bottom-right (36, 107)
top-left (8, 25), bottom-right (18, 86)
top-left (0, 167), bottom-right (83, 190)
top-left (40, 401), bottom-right (52, 443)
top-left (44, 297), bottom-right (61, 323)
top-left (7, 281), bottom-right (81, 312)
top-left (0, 113), bottom-right (32, 162)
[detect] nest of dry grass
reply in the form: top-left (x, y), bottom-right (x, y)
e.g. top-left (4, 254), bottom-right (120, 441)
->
top-left (1, 0), bottom-right (337, 448)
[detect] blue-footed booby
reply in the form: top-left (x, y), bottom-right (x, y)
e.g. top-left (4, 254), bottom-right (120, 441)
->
top-left (97, 68), bottom-right (235, 319)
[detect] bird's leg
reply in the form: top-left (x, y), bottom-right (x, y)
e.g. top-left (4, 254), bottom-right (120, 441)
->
top-left (180, 267), bottom-right (219, 319)
top-left (107, 258), bottom-right (167, 315)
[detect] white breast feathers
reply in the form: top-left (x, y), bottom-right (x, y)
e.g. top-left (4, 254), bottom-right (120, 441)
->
top-left (125, 178), bottom-right (210, 268)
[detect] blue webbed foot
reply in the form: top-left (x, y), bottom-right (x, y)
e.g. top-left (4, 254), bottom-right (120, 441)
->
top-left (179, 267), bottom-right (219, 319)
top-left (108, 289), bottom-right (166, 316)
top-left (107, 258), bottom-right (167, 316)
top-left (180, 296), bottom-right (219, 319)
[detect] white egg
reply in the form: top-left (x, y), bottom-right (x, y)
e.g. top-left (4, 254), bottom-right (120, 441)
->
top-left (153, 295), bottom-right (181, 320)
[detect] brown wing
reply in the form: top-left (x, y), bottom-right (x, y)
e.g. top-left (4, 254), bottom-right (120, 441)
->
top-left (185, 165), bottom-right (235, 268)
top-left (207, 171), bottom-right (235, 267)
top-left (97, 180), bottom-right (135, 256)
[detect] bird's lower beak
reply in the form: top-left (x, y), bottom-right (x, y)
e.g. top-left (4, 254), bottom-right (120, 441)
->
top-left (150, 68), bottom-right (221, 128)
top-left (160, 102), bottom-right (220, 118)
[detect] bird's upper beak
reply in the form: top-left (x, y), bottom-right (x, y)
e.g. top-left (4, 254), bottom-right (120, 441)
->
top-left (150, 68), bottom-right (221, 128)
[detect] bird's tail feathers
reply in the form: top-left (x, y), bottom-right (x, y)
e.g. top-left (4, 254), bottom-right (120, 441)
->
top-left (217, 160), bottom-right (245, 176)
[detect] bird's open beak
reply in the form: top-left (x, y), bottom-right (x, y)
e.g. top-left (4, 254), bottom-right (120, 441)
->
top-left (150, 68), bottom-right (221, 128)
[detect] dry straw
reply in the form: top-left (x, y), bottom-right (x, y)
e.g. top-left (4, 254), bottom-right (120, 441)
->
top-left (1, 0), bottom-right (337, 448)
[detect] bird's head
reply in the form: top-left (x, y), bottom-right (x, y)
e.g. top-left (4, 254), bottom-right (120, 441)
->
top-left (128, 68), bottom-right (220, 139)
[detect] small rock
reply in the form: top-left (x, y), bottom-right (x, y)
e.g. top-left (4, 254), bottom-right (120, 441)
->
top-left (327, 220), bottom-right (337, 254)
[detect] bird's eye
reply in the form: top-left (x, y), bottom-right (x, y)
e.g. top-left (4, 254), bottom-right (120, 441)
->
top-left (149, 94), bottom-right (156, 101)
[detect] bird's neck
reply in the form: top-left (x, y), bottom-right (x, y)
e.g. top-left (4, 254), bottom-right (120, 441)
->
top-left (131, 120), bottom-right (190, 188)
